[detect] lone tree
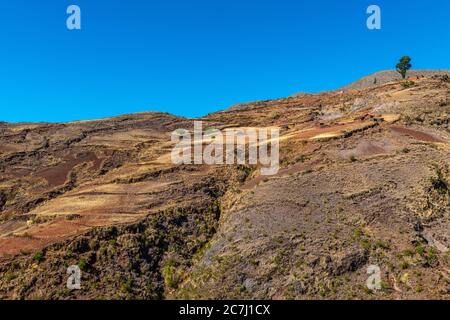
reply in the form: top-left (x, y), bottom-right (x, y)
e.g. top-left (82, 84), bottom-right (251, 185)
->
top-left (396, 56), bottom-right (412, 79)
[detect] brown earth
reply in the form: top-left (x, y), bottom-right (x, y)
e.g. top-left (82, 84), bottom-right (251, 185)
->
top-left (0, 75), bottom-right (449, 300)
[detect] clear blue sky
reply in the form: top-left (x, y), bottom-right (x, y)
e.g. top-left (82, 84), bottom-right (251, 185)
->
top-left (0, 0), bottom-right (449, 122)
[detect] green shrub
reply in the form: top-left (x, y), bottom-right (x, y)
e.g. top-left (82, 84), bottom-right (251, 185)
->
top-left (374, 240), bottom-right (391, 250)
top-left (401, 80), bottom-right (415, 88)
top-left (415, 245), bottom-right (426, 256)
top-left (430, 168), bottom-right (448, 195)
top-left (423, 248), bottom-right (439, 267)
top-left (33, 251), bottom-right (44, 263)
top-left (121, 278), bottom-right (134, 294)
top-left (77, 258), bottom-right (88, 271)
top-left (162, 265), bottom-right (180, 289)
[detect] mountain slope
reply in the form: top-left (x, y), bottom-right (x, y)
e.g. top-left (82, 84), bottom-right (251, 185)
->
top-left (340, 69), bottom-right (450, 91)
top-left (0, 74), bottom-right (449, 300)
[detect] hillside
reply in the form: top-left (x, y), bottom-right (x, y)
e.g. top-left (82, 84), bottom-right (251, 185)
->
top-left (340, 69), bottom-right (450, 91)
top-left (0, 74), bottom-right (449, 300)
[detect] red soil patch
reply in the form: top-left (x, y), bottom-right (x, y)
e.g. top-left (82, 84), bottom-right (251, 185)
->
top-left (338, 140), bottom-right (389, 158)
top-left (0, 218), bottom-right (100, 257)
top-left (0, 145), bottom-right (18, 153)
top-left (390, 126), bottom-right (443, 143)
top-left (91, 157), bottom-right (104, 171)
top-left (36, 152), bottom-right (100, 188)
top-left (0, 237), bottom-right (47, 258)
top-left (0, 213), bottom-right (143, 258)
top-left (6, 167), bottom-right (33, 179)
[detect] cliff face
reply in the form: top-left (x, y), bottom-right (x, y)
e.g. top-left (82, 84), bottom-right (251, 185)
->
top-left (0, 74), bottom-right (449, 299)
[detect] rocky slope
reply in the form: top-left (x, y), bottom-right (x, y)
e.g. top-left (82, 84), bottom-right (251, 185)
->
top-left (340, 69), bottom-right (450, 91)
top-left (0, 74), bottom-right (449, 299)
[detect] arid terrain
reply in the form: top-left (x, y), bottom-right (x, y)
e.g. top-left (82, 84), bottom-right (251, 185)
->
top-left (0, 71), bottom-right (449, 299)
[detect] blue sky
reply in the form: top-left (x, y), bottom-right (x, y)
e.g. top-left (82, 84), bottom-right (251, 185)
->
top-left (0, 0), bottom-right (449, 122)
